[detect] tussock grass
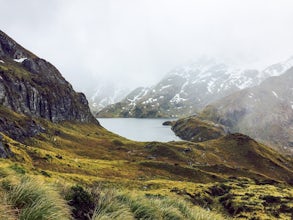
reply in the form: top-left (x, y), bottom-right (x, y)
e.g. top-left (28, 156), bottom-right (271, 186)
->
top-left (92, 189), bottom-right (133, 220)
top-left (1, 113), bottom-right (290, 219)
top-left (92, 190), bottom-right (228, 220)
top-left (120, 194), bottom-right (159, 219)
top-left (62, 185), bottom-right (229, 220)
top-left (0, 191), bottom-right (17, 220)
top-left (4, 176), bottom-right (71, 220)
top-left (0, 204), bottom-right (17, 220)
top-left (159, 197), bottom-right (224, 220)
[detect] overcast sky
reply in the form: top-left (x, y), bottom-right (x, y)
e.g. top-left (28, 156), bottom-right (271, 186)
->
top-left (1, 0), bottom-right (293, 94)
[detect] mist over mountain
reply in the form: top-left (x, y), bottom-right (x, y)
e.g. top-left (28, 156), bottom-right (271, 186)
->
top-left (199, 67), bottom-right (293, 154)
top-left (97, 57), bottom-right (293, 118)
top-left (2, 1), bottom-right (293, 94)
top-left (88, 81), bottom-right (130, 113)
top-left (1, 7), bottom-right (293, 218)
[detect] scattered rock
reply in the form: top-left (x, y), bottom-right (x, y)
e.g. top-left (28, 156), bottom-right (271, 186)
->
top-left (183, 147), bottom-right (192, 153)
top-left (162, 121), bottom-right (173, 126)
top-left (56, 154), bottom-right (63, 159)
top-left (0, 134), bottom-right (13, 158)
top-left (147, 155), bottom-right (156, 160)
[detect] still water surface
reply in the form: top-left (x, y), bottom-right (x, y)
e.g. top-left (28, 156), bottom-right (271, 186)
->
top-left (97, 118), bottom-right (180, 142)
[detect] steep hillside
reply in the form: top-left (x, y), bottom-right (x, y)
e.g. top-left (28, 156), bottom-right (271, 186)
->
top-left (196, 68), bottom-right (293, 154)
top-left (97, 57), bottom-right (293, 118)
top-left (0, 30), bottom-right (96, 126)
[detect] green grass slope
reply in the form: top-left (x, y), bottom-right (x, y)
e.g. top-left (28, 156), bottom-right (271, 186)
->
top-left (0, 105), bottom-right (293, 219)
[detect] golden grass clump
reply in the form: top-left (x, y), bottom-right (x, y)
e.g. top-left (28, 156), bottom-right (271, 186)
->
top-left (2, 176), bottom-right (71, 220)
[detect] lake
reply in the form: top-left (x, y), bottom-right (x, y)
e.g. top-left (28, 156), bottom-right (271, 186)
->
top-left (97, 118), bottom-right (180, 142)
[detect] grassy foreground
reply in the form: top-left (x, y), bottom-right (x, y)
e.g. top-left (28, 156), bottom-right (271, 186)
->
top-left (0, 107), bottom-right (292, 219)
top-left (0, 174), bottom-right (227, 220)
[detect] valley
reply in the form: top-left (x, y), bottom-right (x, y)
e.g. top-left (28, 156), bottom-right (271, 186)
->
top-left (0, 29), bottom-right (292, 220)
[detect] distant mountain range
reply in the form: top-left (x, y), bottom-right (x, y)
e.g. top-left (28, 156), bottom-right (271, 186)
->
top-left (96, 57), bottom-right (293, 118)
top-left (198, 67), bottom-right (293, 154)
top-left (88, 82), bottom-right (129, 114)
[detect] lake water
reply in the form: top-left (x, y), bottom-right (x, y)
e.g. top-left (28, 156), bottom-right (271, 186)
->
top-left (97, 118), bottom-right (180, 142)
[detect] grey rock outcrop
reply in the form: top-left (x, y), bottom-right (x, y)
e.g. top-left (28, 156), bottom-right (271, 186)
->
top-left (0, 30), bottom-right (97, 124)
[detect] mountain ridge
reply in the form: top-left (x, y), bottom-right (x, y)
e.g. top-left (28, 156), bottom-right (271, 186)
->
top-left (0, 30), bottom-right (96, 125)
top-left (97, 57), bottom-right (293, 118)
top-left (173, 67), bottom-right (293, 154)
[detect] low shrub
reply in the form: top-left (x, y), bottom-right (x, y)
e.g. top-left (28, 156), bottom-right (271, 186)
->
top-left (65, 185), bottom-right (96, 220)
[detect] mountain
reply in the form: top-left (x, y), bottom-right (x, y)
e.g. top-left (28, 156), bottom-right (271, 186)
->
top-left (0, 30), bottom-right (292, 219)
top-left (179, 68), bottom-right (293, 154)
top-left (97, 57), bottom-right (293, 118)
top-left (96, 86), bottom-right (152, 117)
top-left (88, 82), bottom-right (130, 114)
top-left (0, 30), bottom-right (97, 140)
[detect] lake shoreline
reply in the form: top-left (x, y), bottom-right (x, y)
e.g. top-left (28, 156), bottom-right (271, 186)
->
top-left (97, 118), bottom-right (180, 142)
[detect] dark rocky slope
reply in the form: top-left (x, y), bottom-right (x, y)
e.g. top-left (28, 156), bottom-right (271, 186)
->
top-left (0, 30), bottom-right (96, 124)
top-left (0, 30), bottom-right (97, 140)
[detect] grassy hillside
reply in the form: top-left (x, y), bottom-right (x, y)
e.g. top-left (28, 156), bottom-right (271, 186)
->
top-left (1, 106), bottom-right (293, 219)
top-left (171, 116), bottom-right (226, 142)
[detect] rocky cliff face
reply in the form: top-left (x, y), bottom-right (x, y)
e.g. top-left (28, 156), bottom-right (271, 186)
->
top-left (0, 30), bottom-right (96, 124)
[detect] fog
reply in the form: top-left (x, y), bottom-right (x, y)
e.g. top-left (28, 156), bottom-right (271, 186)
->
top-left (1, 0), bottom-right (293, 94)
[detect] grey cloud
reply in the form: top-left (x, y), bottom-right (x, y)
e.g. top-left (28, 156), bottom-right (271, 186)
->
top-left (1, 0), bottom-right (293, 93)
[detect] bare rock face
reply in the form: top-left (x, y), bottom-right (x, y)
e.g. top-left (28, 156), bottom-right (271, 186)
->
top-left (0, 30), bottom-right (97, 124)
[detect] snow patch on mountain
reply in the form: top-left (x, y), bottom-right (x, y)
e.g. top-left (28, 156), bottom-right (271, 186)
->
top-left (14, 57), bottom-right (27, 63)
top-left (272, 91), bottom-right (278, 98)
top-left (159, 85), bottom-right (171, 91)
top-left (89, 83), bottom-right (130, 112)
top-left (170, 94), bottom-right (187, 104)
top-left (96, 56), bottom-right (293, 118)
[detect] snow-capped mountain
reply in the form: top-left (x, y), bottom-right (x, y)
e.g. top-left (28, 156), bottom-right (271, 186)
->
top-left (199, 67), bottom-right (293, 154)
top-left (261, 56), bottom-right (293, 78)
top-left (88, 82), bottom-right (130, 113)
top-left (96, 57), bottom-right (293, 118)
